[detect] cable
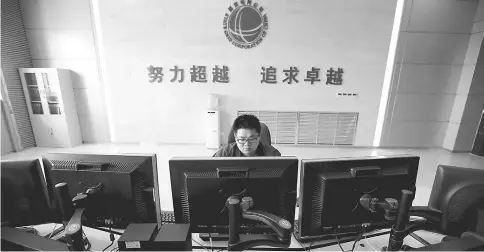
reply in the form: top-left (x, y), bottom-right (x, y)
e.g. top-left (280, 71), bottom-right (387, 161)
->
top-left (102, 241), bottom-right (114, 251)
top-left (409, 232), bottom-right (431, 247)
top-left (208, 232), bottom-right (214, 251)
top-left (307, 231), bottom-right (356, 251)
top-left (293, 232), bottom-right (307, 252)
top-left (93, 226), bottom-right (123, 235)
top-left (364, 235), bottom-right (378, 252)
top-left (110, 246), bottom-right (118, 251)
top-left (102, 224), bottom-right (115, 251)
top-left (83, 231), bottom-right (91, 250)
top-left (333, 232), bottom-right (347, 252)
top-left (350, 232), bottom-right (364, 252)
top-left (48, 224), bottom-right (58, 239)
top-left (192, 238), bottom-right (211, 251)
top-left (308, 238), bottom-right (317, 251)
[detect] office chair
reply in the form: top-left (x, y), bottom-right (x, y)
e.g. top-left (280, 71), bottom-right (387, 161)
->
top-left (375, 165), bottom-right (484, 250)
top-left (427, 165), bottom-right (484, 237)
top-left (227, 122), bottom-right (272, 147)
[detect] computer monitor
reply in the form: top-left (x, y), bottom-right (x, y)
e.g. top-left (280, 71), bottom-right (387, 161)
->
top-left (169, 156), bottom-right (298, 235)
top-left (428, 165), bottom-right (484, 236)
top-left (1, 159), bottom-right (55, 226)
top-left (296, 155), bottom-right (419, 241)
top-left (42, 153), bottom-right (162, 229)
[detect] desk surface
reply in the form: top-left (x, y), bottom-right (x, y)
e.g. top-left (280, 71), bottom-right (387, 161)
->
top-left (33, 223), bottom-right (121, 251)
top-left (32, 223), bottom-right (445, 251)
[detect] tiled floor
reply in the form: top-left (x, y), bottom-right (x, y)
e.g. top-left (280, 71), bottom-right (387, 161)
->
top-left (2, 143), bottom-right (484, 211)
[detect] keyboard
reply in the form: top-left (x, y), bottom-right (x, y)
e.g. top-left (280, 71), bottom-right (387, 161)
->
top-left (161, 211), bottom-right (176, 224)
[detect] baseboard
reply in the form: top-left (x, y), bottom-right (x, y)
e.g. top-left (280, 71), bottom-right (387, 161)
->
top-left (450, 150), bottom-right (471, 153)
top-left (110, 142), bottom-right (207, 146)
top-left (273, 144), bottom-right (377, 149)
top-left (470, 153), bottom-right (484, 158)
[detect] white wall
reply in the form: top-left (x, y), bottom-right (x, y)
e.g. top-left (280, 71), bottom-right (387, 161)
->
top-left (95, 0), bottom-right (397, 146)
top-left (20, 0), bottom-right (110, 143)
top-left (444, 0), bottom-right (484, 151)
top-left (381, 0), bottom-right (478, 148)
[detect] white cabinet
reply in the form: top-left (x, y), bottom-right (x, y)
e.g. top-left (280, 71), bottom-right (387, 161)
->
top-left (18, 68), bottom-right (82, 148)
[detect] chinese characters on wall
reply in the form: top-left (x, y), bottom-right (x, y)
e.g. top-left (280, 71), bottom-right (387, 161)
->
top-left (146, 65), bottom-right (344, 85)
top-left (147, 65), bottom-right (230, 83)
top-left (261, 66), bottom-right (344, 85)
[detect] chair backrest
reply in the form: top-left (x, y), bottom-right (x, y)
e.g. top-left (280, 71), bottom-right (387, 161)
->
top-left (227, 122), bottom-right (272, 147)
top-left (428, 165), bottom-right (484, 236)
top-left (1, 159), bottom-right (56, 226)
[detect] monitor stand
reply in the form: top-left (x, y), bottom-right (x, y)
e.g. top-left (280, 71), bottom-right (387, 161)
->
top-left (45, 225), bottom-right (91, 250)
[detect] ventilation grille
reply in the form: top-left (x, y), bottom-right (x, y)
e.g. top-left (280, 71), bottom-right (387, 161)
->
top-left (50, 160), bottom-right (143, 173)
top-left (180, 175), bottom-right (191, 223)
top-left (279, 173), bottom-right (291, 220)
top-left (184, 171), bottom-right (217, 178)
top-left (133, 173), bottom-right (148, 222)
top-left (310, 174), bottom-right (325, 231)
top-left (250, 167), bottom-right (285, 178)
top-left (1, 0), bottom-right (36, 149)
top-left (238, 111), bottom-right (358, 145)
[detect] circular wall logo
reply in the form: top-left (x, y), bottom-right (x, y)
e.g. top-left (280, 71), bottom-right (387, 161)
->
top-left (223, 0), bottom-right (268, 49)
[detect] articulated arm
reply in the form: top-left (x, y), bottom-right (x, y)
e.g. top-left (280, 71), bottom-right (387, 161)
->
top-left (360, 194), bottom-right (399, 220)
top-left (374, 190), bottom-right (443, 251)
top-left (226, 196), bottom-right (292, 251)
top-left (54, 182), bottom-right (96, 251)
top-left (65, 208), bottom-right (87, 251)
top-left (408, 206), bottom-right (442, 224)
top-left (359, 190), bottom-right (444, 251)
top-left (242, 209), bottom-right (292, 240)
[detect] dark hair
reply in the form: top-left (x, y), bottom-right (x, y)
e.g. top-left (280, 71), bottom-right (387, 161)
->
top-left (232, 114), bottom-right (261, 134)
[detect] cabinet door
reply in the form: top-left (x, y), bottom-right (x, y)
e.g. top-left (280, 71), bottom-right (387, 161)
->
top-left (22, 72), bottom-right (45, 115)
top-left (38, 70), bottom-right (70, 147)
top-left (19, 70), bottom-right (51, 146)
top-left (40, 71), bottom-right (63, 115)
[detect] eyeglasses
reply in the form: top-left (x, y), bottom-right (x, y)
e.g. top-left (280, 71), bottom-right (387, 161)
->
top-left (235, 136), bottom-right (259, 144)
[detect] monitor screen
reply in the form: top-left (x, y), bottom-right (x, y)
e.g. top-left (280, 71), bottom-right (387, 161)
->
top-left (296, 155), bottom-right (419, 240)
top-left (169, 156), bottom-right (298, 234)
top-left (43, 153), bottom-right (162, 229)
